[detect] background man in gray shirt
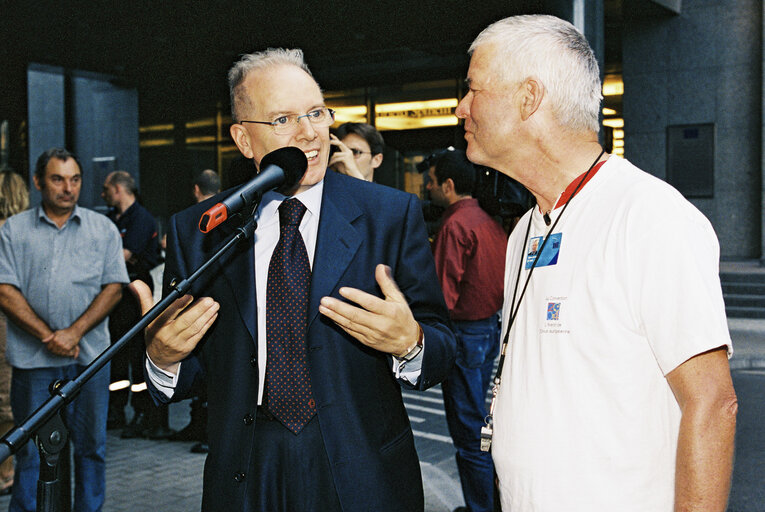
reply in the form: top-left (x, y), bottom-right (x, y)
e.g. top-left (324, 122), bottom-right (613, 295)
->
top-left (0, 147), bottom-right (128, 512)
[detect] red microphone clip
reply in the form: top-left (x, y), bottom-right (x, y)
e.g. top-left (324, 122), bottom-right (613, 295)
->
top-left (199, 203), bottom-right (228, 233)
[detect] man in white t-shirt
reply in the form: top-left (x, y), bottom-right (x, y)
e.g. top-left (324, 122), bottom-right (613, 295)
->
top-left (454, 14), bottom-right (737, 512)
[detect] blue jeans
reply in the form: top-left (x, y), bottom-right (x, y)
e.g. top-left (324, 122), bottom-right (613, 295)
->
top-left (442, 316), bottom-right (500, 512)
top-left (10, 364), bottom-right (109, 512)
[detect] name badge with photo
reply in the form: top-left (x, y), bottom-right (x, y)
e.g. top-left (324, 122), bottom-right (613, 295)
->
top-left (525, 233), bottom-right (562, 269)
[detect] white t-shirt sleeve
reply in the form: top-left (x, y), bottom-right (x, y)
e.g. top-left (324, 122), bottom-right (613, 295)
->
top-left (629, 190), bottom-right (732, 375)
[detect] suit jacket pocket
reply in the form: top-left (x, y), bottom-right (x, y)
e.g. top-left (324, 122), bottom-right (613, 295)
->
top-left (380, 427), bottom-right (413, 456)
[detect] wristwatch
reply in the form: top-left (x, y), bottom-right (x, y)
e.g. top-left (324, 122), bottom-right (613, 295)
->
top-left (396, 324), bottom-right (424, 362)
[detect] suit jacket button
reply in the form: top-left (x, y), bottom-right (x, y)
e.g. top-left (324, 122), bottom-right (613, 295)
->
top-left (243, 413), bottom-right (254, 425)
top-left (249, 356), bottom-right (257, 367)
top-left (234, 472), bottom-right (245, 483)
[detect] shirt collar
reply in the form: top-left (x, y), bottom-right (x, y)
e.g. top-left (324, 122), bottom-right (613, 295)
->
top-left (443, 197), bottom-right (479, 217)
top-left (36, 204), bottom-right (82, 227)
top-left (536, 156), bottom-right (611, 217)
top-left (257, 178), bottom-right (324, 227)
top-left (121, 201), bottom-right (138, 218)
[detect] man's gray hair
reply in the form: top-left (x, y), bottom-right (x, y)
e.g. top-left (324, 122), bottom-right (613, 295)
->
top-left (227, 48), bottom-right (313, 123)
top-left (470, 15), bottom-right (602, 133)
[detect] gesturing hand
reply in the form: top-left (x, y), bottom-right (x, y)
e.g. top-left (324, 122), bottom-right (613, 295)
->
top-left (319, 264), bottom-right (420, 356)
top-left (129, 280), bottom-right (219, 374)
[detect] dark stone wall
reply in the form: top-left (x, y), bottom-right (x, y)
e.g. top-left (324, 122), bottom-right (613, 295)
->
top-left (622, 0), bottom-right (763, 258)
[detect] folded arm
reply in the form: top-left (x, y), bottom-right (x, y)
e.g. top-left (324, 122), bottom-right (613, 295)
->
top-left (0, 283), bottom-right (54, 341)
top-left (0, 282), bottom-right (122, 359)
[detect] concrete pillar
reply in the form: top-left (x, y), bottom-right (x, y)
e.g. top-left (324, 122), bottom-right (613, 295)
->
top-left (761, 1), bottom-right (765, 266)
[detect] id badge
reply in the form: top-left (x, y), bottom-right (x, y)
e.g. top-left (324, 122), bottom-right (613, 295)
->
top-left (526, 233), bottom-right (562, 269)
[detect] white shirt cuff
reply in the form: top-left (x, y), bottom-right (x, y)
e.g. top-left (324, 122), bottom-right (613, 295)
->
top-left (145, 352), bottom-right (179, 399)
top-left (392, 335), bottom-right (424, 385)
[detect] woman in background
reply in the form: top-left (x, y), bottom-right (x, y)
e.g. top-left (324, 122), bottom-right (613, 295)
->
top-left (0, 168), bottom-right (29, 495)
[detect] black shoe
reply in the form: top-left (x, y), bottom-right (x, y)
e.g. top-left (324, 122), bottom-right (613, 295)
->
top-left (190, 442), bottom-right (209, 454)
top-left (145, 425), bottom-right (175, 440)
top-left (120, 412), bottom-right (146, 439)
top-left (107, 407), bottom-right (126, 430)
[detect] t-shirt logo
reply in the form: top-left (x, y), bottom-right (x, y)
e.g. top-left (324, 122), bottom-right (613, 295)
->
top-left (547, 302), bottom-right (561, 321)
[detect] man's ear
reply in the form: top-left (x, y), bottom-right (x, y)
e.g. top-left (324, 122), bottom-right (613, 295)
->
top-left (519, 78), bottom-right (544, 121)
top-left (371, 152), bottom-right (383, 170)
top-left (443, 177), bottom-right (456, 195)
top-left (33, 175), bottom-right (42, 191)
top-left (230, 123), bottom-right (255, 159)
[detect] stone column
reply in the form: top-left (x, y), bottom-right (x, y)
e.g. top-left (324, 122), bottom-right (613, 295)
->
top-left (761, 1), bottom-right (765, 266)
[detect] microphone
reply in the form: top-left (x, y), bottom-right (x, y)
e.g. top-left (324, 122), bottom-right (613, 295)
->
top-left (199, 147), bottom-right (308, 233)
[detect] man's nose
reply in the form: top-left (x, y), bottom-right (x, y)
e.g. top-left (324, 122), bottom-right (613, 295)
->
top-left (295, 116), bottom-right (317, 139)
top-left (455, 92), bottom-right (471, 119)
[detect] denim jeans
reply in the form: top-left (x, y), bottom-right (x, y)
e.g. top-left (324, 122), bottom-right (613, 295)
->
top-left (441, 316), bottom-right (500, 512)
top-left (10, 364), bottom-right (109, 512)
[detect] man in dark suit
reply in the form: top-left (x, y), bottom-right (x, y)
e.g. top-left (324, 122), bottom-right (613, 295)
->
top-left (132, 48), bottom-right (455, 511)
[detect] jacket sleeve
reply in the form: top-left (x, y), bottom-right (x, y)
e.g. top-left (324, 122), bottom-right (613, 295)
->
top-left (394, 194), bottom-right (456, 390)
top-left (144, 212), bottom-right (206, 404)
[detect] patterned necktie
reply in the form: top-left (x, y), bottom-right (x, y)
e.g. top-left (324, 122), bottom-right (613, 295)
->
top-left (265, 198), bottom-right (315, 433)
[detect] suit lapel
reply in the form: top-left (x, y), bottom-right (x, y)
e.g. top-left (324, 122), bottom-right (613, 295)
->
top-left (307, 173), bottom-right (363, 330)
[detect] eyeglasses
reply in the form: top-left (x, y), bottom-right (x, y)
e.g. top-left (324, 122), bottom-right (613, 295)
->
top-left (240, 107), bottom-right (335, 135)
top-left (348, 148), bottom-right (372, 158)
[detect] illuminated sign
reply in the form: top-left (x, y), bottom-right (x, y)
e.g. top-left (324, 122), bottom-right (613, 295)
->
top-left (375, 99), bottom-right (459, 130)
top-left (327, 98), bottom-right (460, 130)
top-left (330, 105), bottom-right (368, 124)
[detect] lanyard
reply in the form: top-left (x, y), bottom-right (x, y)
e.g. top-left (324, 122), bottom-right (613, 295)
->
top-left (480, 148), bottom-right (605, 452)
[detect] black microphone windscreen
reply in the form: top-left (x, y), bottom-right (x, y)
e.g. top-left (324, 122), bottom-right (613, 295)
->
top-left (259, 147), bottom-right (308, 194)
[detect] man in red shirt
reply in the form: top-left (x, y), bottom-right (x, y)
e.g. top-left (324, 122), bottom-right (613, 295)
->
top-left (426, 148), bottom-right (507, 512)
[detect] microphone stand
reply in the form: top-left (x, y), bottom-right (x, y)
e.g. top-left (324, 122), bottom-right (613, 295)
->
top-left (0, 208), bottom-right (259, 512)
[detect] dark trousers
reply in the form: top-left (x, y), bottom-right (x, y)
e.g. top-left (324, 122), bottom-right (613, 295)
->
top-left (242, 412), bottom-right (342, 512)
top-left (108, 284), bottom-right (151, 414)
top-left (10, 364), bottom-right (109, 512)
top-left (442, 315), bottom-right (501, 512)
